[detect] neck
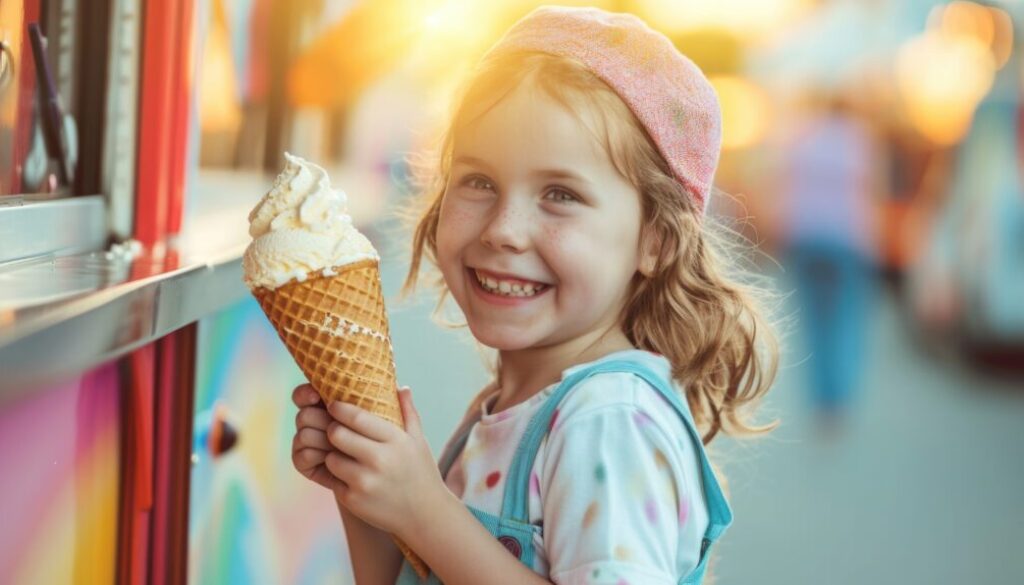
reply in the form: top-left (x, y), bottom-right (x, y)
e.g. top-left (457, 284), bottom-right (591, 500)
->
top-left (491, 324), bottom-right (635, 412)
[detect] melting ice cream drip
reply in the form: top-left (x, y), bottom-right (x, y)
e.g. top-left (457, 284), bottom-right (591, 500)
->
top-left (319, 315), bottom-right (388, 341)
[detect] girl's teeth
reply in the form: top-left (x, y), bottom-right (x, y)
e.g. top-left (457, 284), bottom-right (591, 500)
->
top-left (475, 270), bottom-right (545, 297)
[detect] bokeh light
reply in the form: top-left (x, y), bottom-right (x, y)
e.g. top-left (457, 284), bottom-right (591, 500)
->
top-left (634, 0), bottom-right (816, 38)
top-left (896, 28), bottom-right (996, 145)
top-left (710, 75), bottom-right (772, 150)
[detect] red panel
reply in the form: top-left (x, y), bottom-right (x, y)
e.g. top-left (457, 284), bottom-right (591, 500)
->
top-left (150, 336), bottom-right (176, 584)
top-left (130, 347), bottom-right (155, 510)
top-left (147, 327), bottom-right (197, 585)
top-left (135, 0), bottom-right (180, 245)
top-left (118, 345), bottom-right (155, 585)
top-left (167, 0), bottom-right (196, 237)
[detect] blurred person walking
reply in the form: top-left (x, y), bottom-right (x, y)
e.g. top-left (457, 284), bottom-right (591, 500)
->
top-left (778, 92), bottom-right (883, 429)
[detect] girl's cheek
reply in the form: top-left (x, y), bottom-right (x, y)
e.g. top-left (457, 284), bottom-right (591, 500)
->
top-left (439, 201), bottom-right (479, 232)
top-left (541, 224), bottom-right (565, 249)
top-left (437, 206), bottom-right (483, 270)
top-left (541, 224), bottom-right (589, 261)
top-left (540, 225), bottom-right (586, 286)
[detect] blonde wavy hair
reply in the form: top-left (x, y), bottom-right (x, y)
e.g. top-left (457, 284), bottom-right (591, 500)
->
top-left (395, 50), bottom-right (780, 446)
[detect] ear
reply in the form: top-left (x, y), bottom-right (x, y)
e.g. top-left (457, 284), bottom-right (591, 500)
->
top-left (638, 224), bottom-right (661, 278)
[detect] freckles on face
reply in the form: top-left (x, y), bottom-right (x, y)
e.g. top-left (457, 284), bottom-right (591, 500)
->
top-left (540, 223), bottom-right (565, 249)
top-left (438, 193), bottom-right (472, 228)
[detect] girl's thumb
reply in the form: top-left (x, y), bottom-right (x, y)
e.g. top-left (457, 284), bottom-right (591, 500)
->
top-left (398, 386), bottom-right (421, 434)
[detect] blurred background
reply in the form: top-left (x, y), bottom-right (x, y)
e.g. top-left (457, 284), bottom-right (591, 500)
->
top-left (1, 0), bottom-right (1022, 584)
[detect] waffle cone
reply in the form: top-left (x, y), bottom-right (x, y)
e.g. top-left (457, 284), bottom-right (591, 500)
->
top-left (252, 258), bottom-right (429, 579)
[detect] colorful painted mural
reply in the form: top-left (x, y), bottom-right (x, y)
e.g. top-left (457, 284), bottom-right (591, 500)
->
top-left (189, 296), bottom-right (354, 584)
top-left (0, 364), bottom-right (121, 584)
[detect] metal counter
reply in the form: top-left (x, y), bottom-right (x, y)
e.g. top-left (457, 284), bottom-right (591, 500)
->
top-left (0, 171), bottom-right (272, 399)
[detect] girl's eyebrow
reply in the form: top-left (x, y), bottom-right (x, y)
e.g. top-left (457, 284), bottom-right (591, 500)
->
top-left (531, 168), bottom-right (592, 186)
top-left (453, 156), bottom-right (591, 186)
top-left (452, 155), bottom-right (494, 171)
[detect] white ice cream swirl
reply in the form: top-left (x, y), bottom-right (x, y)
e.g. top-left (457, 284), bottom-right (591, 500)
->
top-left (242, 152), bottom-right (379, 290)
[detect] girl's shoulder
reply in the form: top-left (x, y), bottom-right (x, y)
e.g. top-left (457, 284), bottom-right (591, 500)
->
top-left (553, 350), bottom-right (692, 440)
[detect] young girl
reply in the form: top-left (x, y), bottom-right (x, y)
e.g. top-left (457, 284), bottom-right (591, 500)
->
top-left (290, 6), bottom-right (779, 585)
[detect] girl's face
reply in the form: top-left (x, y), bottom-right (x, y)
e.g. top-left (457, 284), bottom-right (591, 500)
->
top-left (436, 85), bottom-right (649, 351)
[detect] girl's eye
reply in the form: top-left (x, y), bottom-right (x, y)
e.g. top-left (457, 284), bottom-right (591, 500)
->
top-left (544, 188), bottom-right (579, 204)
top-left (464, 175), bottom-right (494, 191)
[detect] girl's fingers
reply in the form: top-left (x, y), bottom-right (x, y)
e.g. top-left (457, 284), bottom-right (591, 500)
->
top-left (291, 434), bottom-right (325, 471)
top-left (291, 384), bottom-right (321, 408)
top-left (292, 442), bottom-right (339, 489)
top-left (326, 420), bottom-right (380, 462)
top-left (397, 387), bottom-right (422, 436)
top-left (292, 445), bottom-right (327, 472)
top-left (295, 404), bottom-right (332, 431)
top-left (296, 427), bottom-right (331, 450)
top-left (327, 401), bottom-right (396, 443)
top-left (324, 450), bottom-right (359, 485)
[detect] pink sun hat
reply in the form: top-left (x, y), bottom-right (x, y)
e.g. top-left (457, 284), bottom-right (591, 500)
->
top-left (482, 5), bottom-right (722, 214)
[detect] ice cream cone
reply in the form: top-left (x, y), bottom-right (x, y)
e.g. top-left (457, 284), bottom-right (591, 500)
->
top-left (253, 258), bottom-right (400, 423)
top-left (243, 153), bottom-right (430, 579)
top-left (252, 258), bottom-right (429, 579)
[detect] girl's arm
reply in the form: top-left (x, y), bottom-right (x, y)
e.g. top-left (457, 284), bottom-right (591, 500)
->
top-left (337, 493), bottom-right (404, 585)
top-left (400, 489), bottom-right (553, 585)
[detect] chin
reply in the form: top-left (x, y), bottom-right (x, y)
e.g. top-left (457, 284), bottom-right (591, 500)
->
top-left (466, 322), bottom-right (539, 351)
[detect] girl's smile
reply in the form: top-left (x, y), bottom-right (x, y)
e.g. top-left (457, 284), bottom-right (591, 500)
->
top-left (466, 266), bottom-right (554, 307)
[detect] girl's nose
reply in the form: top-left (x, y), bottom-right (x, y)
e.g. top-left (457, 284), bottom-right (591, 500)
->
top-left (480, 201), bottom-right (531, 253)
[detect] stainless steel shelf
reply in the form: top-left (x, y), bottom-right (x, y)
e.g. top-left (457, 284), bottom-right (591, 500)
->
top-left (0, 244), bottom-right (247, 399)
top-left (0, 170), bottom-right (271, 398)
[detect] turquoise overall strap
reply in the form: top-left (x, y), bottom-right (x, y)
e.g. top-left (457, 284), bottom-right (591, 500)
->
top-left (499, 358), bottom-right (733, 544)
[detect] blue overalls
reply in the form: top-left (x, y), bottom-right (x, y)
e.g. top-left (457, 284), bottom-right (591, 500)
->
top-left (395, 356), bottom-right (733, 584)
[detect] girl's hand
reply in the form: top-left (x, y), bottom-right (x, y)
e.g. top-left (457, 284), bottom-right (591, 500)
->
top-left (290, 383), bottom-right (343, 492)
top-left (324, 386), bottom-right (448, 538)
